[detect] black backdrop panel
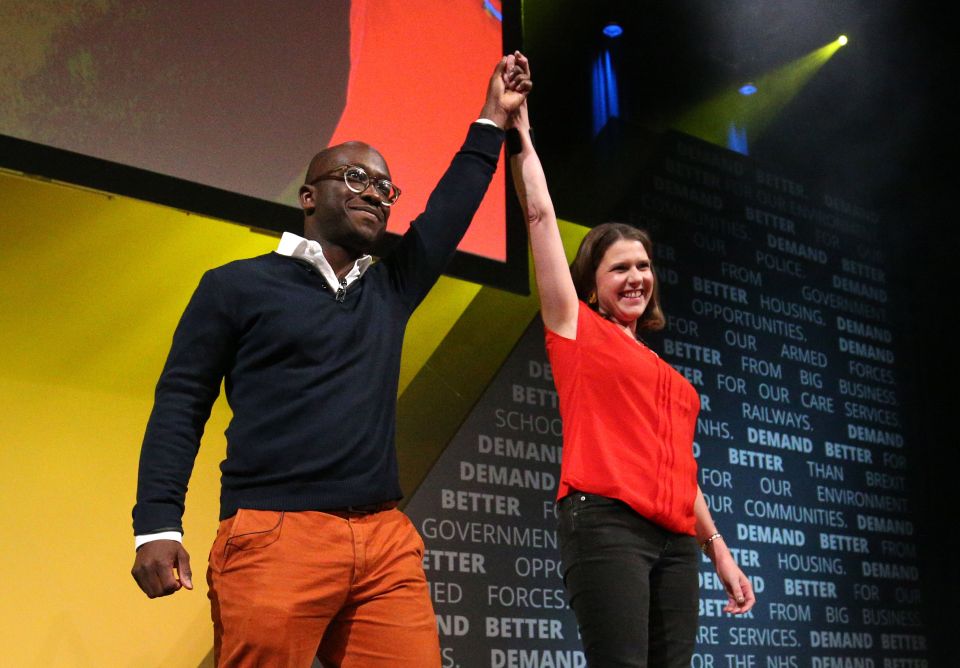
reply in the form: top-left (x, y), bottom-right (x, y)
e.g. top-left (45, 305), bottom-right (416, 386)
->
top-left (405, 132), bottom-right (927, 668)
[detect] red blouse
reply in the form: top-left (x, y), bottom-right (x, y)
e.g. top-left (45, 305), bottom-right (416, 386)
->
top-left (546, 302), bottom-right (701, 535)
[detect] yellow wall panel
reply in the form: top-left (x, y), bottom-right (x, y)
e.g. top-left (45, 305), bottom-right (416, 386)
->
top-left (0, 171), bottom-right (275, 666)
top-left (0, 168), bottom-right (491, 666)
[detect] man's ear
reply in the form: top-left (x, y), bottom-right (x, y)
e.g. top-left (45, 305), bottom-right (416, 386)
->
top-left (298, 184), bottom-right (314, 213)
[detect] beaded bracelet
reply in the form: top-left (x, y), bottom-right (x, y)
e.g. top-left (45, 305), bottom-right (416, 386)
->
top-left (700, 532), bottom-right (722, 554)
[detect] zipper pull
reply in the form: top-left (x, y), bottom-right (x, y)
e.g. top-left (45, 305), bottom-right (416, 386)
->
top-left (335, 277), bottom-right (347, 303)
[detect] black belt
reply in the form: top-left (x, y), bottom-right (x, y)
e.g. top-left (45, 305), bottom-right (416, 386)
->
top-left (323, 500), bottom-right (398, 517)
top-left (558, 490), bottom-right (618, 507)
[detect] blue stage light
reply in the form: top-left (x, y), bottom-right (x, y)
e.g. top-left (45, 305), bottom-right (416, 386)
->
top-left (727, 122), bottom-right (749, 155)
top-left (603, 23), bottom-right (623, 38)
top-left (592, 49), bottom-right (620, 136)
top-left (739, 83), bottom-right (758, 96)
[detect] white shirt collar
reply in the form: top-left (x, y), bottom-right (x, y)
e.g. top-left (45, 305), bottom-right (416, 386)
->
top-left (275, 232), bottom-right (373, 294)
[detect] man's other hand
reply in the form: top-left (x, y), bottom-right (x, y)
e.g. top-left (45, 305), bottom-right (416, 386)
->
top-left (131, 539), bottom-right (193, 598)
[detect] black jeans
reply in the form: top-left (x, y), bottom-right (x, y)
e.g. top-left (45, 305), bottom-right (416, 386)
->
top-left (558, 492), bottom-right (700, 668)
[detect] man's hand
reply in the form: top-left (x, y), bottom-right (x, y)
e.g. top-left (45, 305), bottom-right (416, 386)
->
top-left (131, 539), bottom-right (193, 598)
top-left (480, 51), bottom-right (533, 128)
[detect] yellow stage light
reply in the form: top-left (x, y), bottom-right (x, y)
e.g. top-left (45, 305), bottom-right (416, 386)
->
top-left (672, 36), bottom-right (847, 151)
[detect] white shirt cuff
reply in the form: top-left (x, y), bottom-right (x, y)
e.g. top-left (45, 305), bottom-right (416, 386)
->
top-left (475, 118), bottom-right (500, 128)
top-left (135, 531), bottom-right (183, 550)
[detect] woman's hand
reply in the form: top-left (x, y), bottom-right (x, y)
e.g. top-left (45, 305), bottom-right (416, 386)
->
top-left (714, 552), bottom-right (756, 614)
top-left (504, 52), bottom-right (532, 133)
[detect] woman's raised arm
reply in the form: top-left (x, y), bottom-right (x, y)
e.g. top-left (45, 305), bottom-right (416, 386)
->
top-left (506, 69), bottom-right (579, 338)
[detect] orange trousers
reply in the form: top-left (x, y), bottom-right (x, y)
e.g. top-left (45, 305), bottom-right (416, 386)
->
top-left (206, 508), bottom-right (440, 667)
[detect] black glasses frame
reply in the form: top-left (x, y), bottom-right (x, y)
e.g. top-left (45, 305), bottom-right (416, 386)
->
top-left (308, 165), bottom-right (401, 206)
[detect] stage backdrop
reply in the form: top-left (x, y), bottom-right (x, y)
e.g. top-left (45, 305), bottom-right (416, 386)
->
top-left (404, 132), bottom-right (927, 668)
top-left (0, 136), bottom-right (925, 666)
top-left (0, 0), bottom-right (511, 262)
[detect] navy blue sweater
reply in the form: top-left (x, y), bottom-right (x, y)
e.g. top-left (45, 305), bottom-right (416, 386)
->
top-left (134, 123), bottom-right (504, 535)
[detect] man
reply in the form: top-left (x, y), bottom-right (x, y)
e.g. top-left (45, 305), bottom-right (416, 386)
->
top-left (131, 54), bottom-right (531, 667)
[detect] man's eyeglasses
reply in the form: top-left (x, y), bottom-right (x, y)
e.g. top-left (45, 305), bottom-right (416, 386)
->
top-left (308, 165), bottom-right (401, 206)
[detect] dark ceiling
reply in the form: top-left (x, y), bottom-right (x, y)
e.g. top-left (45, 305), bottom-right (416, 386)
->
top-left (522, 0), bottom-right (949, 222)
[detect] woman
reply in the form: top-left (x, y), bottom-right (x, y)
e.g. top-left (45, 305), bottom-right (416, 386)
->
top-left (505, 54), bottom-right (755, 667)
